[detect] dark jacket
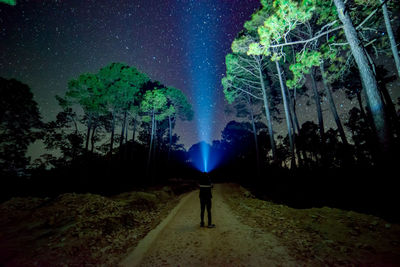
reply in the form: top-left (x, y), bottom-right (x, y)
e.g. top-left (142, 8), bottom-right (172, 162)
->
top-left (199, 173), bottom-right (212, 199)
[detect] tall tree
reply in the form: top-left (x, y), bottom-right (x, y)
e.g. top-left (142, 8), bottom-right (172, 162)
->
top-left (0, 78), bottom-right (42, 175)
top-left (247, 0), bottom-right (316, 168)
top-left (333, 0), bottom-right (389, 154)
top-left (232, 93), bottom-right (262, 176)
top-left (98, 62), bottom-right (149, 155)
top-left (378, 0), bottom-right (400, 79)
top-left (66, 73), bottom-right (105, 152)
top-left (163, 86), bottom-right (193, 160)
top-left (140, 89), bottom-right (174, 176)
top-left (355, 0), bottom-right (400, 78)
top-left (223, 41), bottom-right (278, 163)
top-left (42, 96), bottom-right (84, 162)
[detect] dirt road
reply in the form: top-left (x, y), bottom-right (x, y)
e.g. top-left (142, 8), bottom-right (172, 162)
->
top-left (121, 184), bottom-right (296, 266)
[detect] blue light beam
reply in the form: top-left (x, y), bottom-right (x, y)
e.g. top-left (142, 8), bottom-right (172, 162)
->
top-left (188, 141), bottom-right (220, 173)
top-left (183, 1), bottom-right (220, 172)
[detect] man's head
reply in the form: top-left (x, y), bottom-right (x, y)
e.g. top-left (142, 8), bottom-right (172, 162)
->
top-left (199, 172), bottom-right (211, 184)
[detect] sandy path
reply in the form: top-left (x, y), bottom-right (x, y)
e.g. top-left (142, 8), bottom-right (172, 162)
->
top-left (121, 184), bottom-right (296, 266)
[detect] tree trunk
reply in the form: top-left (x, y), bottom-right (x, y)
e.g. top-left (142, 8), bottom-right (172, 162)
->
top-left (109, 110), bottom-right (115, 156)
top-left (287, 83), bottom-right (308, 166)
top-left (380, 0), bottom-right (400, 79)
top-left (147, 109), bottom-right (155, 177)
top-left (120, 111), bottom-right (127, 148)
top-left (153, 117), bottom-right (158, 181)
top-left (281, 72), bottom-right (304, 166)
top-left (283, 72), bottom-right (301, 134)
top-left (276, 60), bottom-right (296, 169)
top-left (131, 113), bottom-right (138, 143)
top-left (125, 116), bottom-right (128, 143)
top-left (379, 82), bottom-right (400, 134)
top-left (334, 0), bottom-right (389, 154)
top-left (356, 92), bottom-right (368, 120)
top-left (246, 95), bottom-right (261, 177)
top-left (91, 125), bottom-right (97, 153)
top-left (85, 113), bottom-right (92, 151)
top-left (71, 117), bottom-right (79, 160)
top-left (168, 115), bottom-right (172, 161)
top-left (310, 68), bottom-right (325, 144)
top-left (258, 65), bottom-right (277, 162)
top-left (320, 63), bottom-right (348, 145)
top-left (129, 114), bottom-right (138, 161)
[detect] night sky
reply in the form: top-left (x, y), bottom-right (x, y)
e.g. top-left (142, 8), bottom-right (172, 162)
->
top-left (0, 0), bottom-right (261, 157)
top-left (1, 0), bottom-right (399, 159)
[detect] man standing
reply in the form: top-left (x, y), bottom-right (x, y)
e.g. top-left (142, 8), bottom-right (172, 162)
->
top-left (199, 172), bottom-right (215, 228)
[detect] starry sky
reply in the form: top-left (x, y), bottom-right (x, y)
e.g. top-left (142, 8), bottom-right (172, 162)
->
top-left (1, 0), bottom-right (399, 160)
top-left (0, 0), bottom-right (261, 155)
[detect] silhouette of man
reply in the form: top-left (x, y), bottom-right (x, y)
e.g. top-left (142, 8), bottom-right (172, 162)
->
top-left (199, 172), bottom-right (215, 228)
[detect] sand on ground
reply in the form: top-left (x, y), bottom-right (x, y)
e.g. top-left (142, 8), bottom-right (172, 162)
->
top-left (121, 184), bottom-right (295, 266)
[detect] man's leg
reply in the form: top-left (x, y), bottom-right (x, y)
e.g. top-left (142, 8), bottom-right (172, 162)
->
top-left (200, 199), bottom-right (205, 227)
top-left (206, 198), bottom-right (212, 226)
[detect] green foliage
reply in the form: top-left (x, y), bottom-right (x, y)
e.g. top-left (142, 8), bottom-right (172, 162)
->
top-left (164, 86), bottom-right (193, 121)
top-left (248, 43), bottom-right (265, 56)
top-left (63, 62), bottom-right (151, 154)
top-left (244, 1), bottom-right (272, 34)
top-left (98, 62), bottom-right (150, 113)
top-left (315, 0), bottom-right (338, 25)
top-left (67, 73), bottom-right (105, 114)
top-left (223, 52), bottom-right (261, 105)
top-left (140, 89), bottom-right (175, 122)
top-left (248, 0), bottom-right (316, 59)
top-left (222, 75), bottom-right (238, 104)
top-left (0, 0), bottom-right (16, 5)
top-left (232, 35), bottom-right (253, 54)
top-left (287, 50), bottom-right (321, 88)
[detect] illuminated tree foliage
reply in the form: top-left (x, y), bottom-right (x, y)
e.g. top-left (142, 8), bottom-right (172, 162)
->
top-left (0, 0), bottom-right (16, 5)
top-left (66, 73), bottom-right (105, 152)
top-left (140, 88), bottom-right (175, 175)
top-left (98, 63), bottom-right (150, 155)
top-left (63, 63), bottom-right (149, 156)
top-left (57, 62), bottom-right (190, 177)
top-left (223, 50), bottom-right (278, 163)
top-left (236, 0), bottom-right (318, 168)
top-left (333, 0), bottom-right (388, 155)
top-left (236, 0), bottom-right (398, 167)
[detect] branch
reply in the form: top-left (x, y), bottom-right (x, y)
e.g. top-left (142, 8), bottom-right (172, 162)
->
top-left (235, 76), bottom-right (261, 86)
top-left (355, 0), bottom-right (391, 30)
top-left (265, 0), bottom-right (392, 50)
top-left (269, 26), bottom-right (343, 48)
top-left (226, 82), bottom-right (263, 100)
top-left (232, 61), bottom-right (260, 79)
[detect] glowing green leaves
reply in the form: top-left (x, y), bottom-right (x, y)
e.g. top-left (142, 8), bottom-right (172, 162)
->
top-left (287, 50), bottom-right (321, 88)
top-left (232, 36), bottom-right (253, 54)
top-left (67, 73), bottom-right (104, 114)
top-left (0, 0), bottom-right (16, 5)
top-left (247, 0), bottom-right (316, 60)
top-left (222, 75), bottom-right (237, 104)
top-left (98, 62), bottom-right (150, 114)
top-left (164, 86), bottom-right (193, 121)
top-left (223, 53), bottom-right (254, 104)
top-left (140, 89), bottom-right (174, 122)
top-left (248, 43), bottom-right (265, 57)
